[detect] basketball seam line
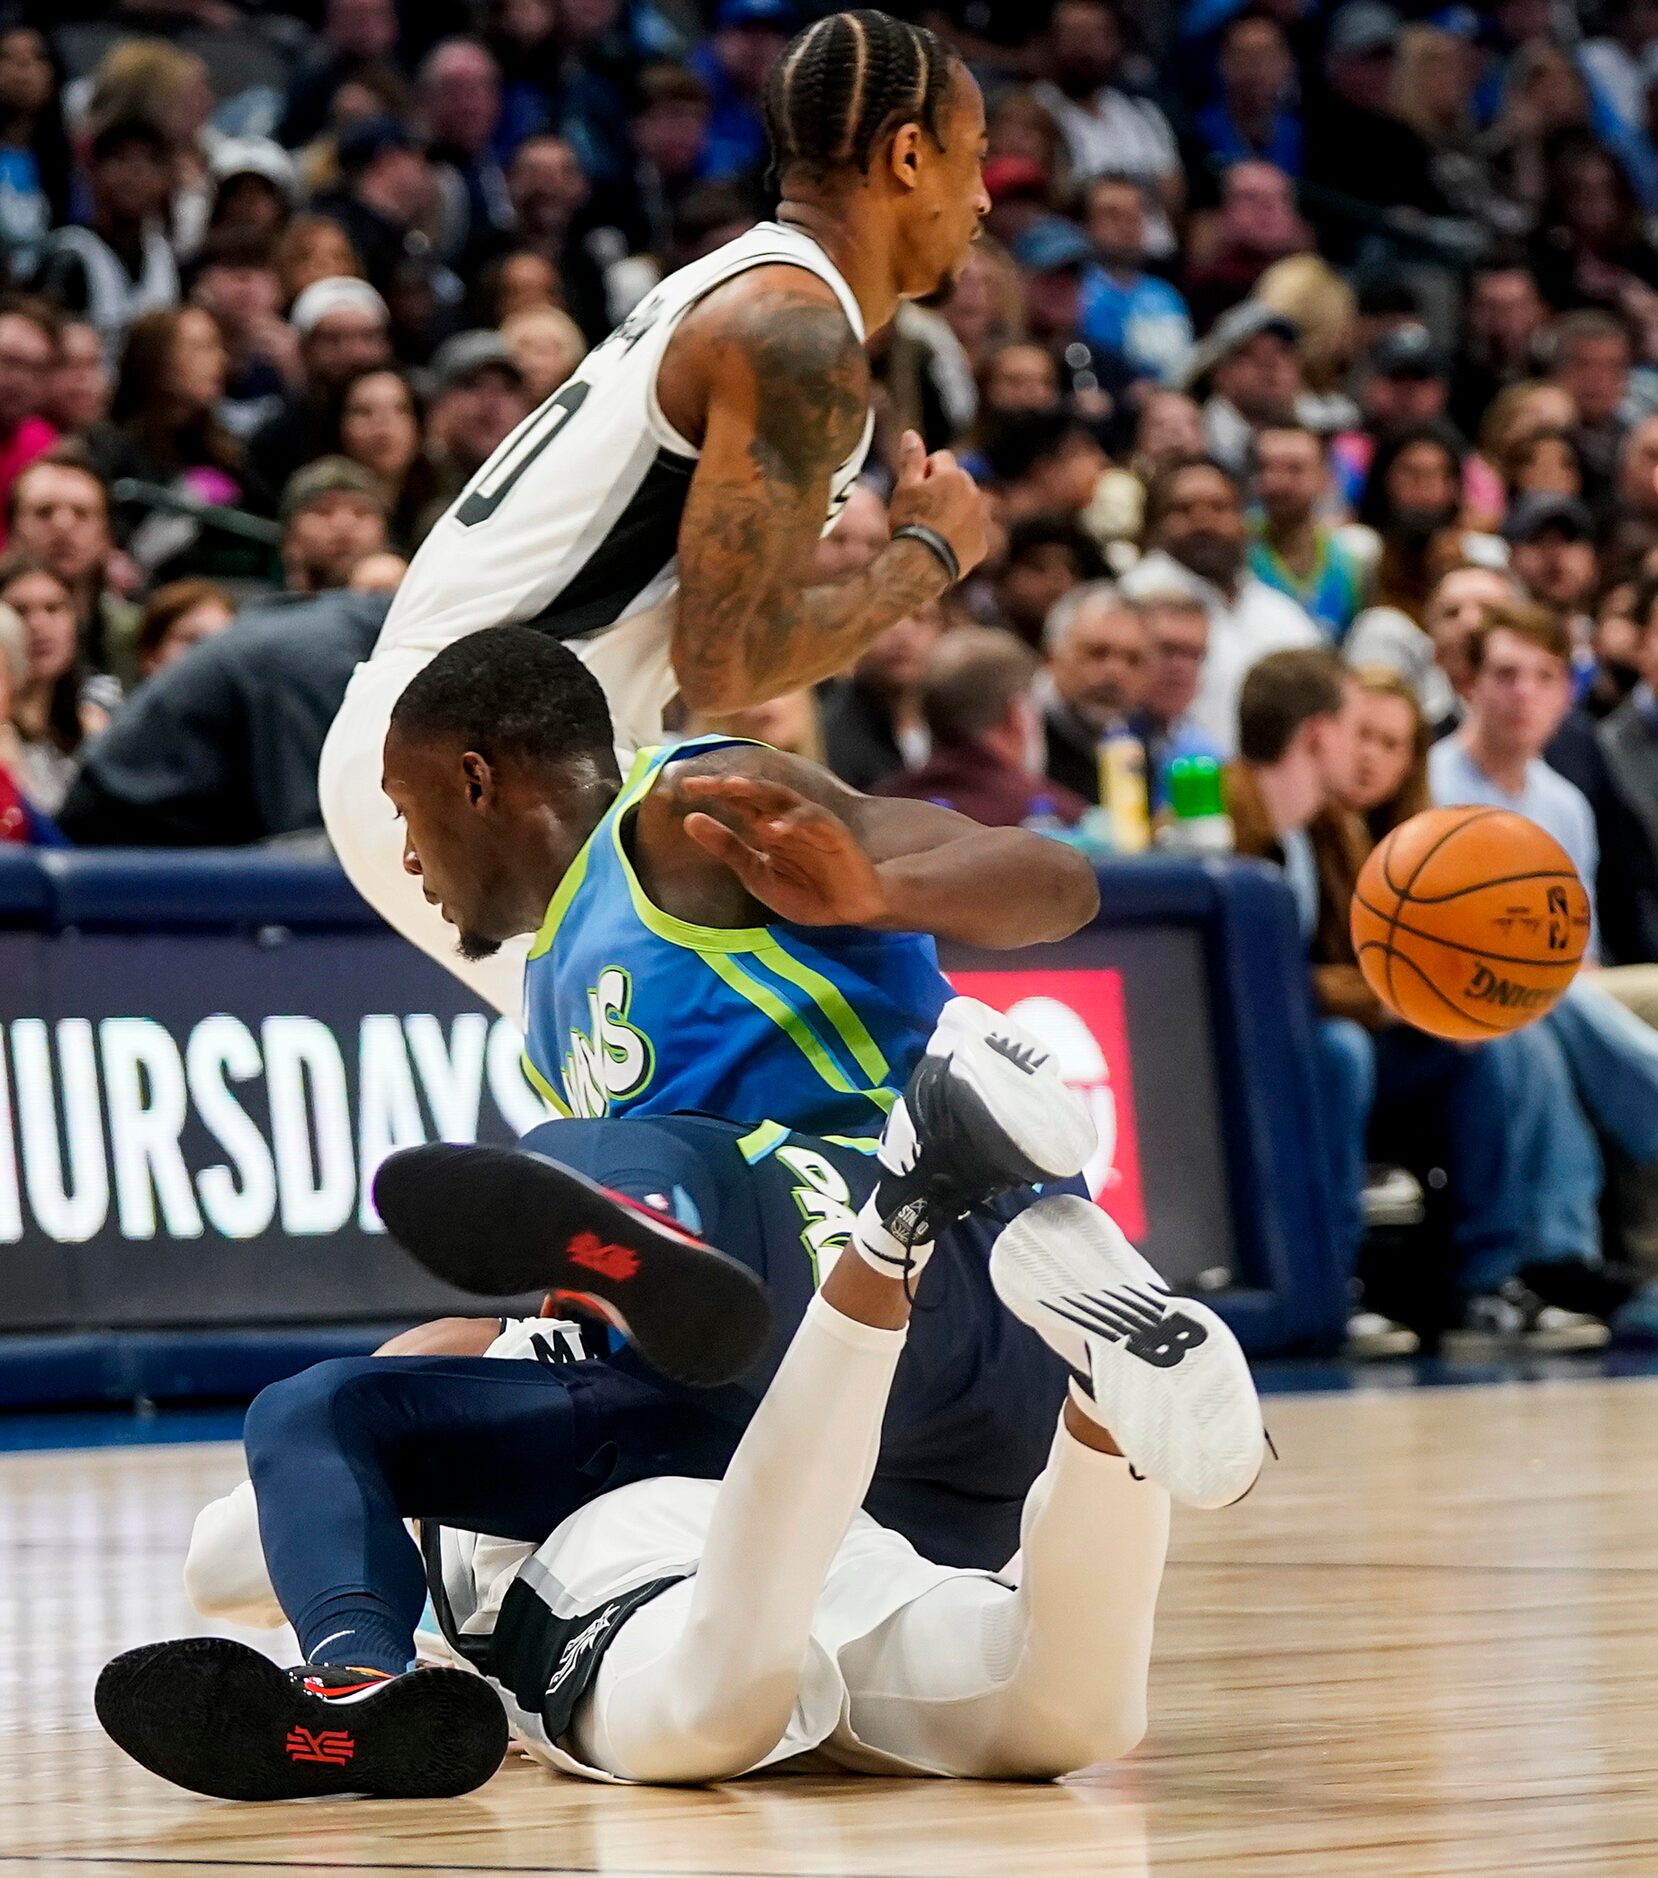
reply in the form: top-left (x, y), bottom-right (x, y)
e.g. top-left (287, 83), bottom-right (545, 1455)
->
top-left (1379, 807), bottom-right (1505, 1015)
top-left (1351, 886), bottom-right (1588, 968)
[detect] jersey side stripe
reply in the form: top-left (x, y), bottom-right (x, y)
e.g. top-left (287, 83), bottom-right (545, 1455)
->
top-left (759, 941), bottom-right (892, 1087)
top-left (522, 449), bottom-right (697, 644)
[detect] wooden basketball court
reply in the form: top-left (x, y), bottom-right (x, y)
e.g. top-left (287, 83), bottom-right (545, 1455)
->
top-left (6, 1375), bottom-right (1658, 1876)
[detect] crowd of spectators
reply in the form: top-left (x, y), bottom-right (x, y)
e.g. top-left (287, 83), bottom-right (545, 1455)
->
top-left (11, 0), bottom-right (1658, 1348)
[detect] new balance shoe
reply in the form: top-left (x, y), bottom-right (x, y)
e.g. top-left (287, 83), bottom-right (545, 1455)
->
top-left (95, 1637), bottom-right (509, 1801)
top-left (855, 998), bottom-right (1098, 1278)
top-left (372, 1143), bottom-right (773, 1387)
top-left (990, 1195), bottom-right (1265, 1510)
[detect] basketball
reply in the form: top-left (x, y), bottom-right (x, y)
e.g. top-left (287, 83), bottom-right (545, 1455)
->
top-left (1350, 806), bottom-right (1592, 1042)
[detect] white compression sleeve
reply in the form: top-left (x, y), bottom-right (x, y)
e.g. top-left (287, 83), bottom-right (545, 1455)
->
top-left (571, 1292), bottom-right (907, 1784)
top-left (834, 1422), bottom-right (1171, 1779)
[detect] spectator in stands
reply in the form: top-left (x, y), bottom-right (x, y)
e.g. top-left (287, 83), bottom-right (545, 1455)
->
top-left (1604, 412), bottom-right (1658, 576)
top-left (58, 588), bottom-right (395, 847)
top-left (0, 600), bottom-right (64, 844)
top-left (89, 308), bottom-right (259, 552)
top-left (329, 366), bottom-right (435, 554)
top-left (878, 626), bottom-right (1086, 828)
top-left (191, 232), bottom-right (298, 446)
top-left (691, 0), bottom-right (792, 182)
top-left (820, 601), bottom-right (945, 795)
top-left (249, 276), bottom-right (391, 500)
top-left (278, 0), bottom-right (403, 152)
top-left (1227, 646), bottom-right (1587, 1352)
top-left (1347, 561), bottom-right (1519, 733)
top-left (1034, 0), bottom-right (1182, 251)
top-left (1499, 426), bottom-right (1588, 512)
top-left (621, 63), bottom-right (712, 260)
top-left (1182, 163), bottom-right (1309, 332)
top-left (47, 321), bottom-right (113, 438)
top-left (1120, 456), bottom-right (1320, 752)
top-left (134, 577), bottom-right (235, 679)
top-left (1182, 301), bottom-right (1302, 479)
top-left (1248, 423), bottom-right (1368, 640)
top-left (1451, 262), bottom-right (1549, 438)
top-left (501, 305), bottom-right (586, 405)
top-left (983, 410), bottom-right (1108, 529)
top-left (1506, 494), bottom-right (1600, 659)
top-left (0, 299), bottom-right (56, 536)
top-left (278, 457), bottom-right (390, 595)
top-left (1352, 424), bottom-right (1475, 628)
top-left (991, 516), bottom-right (1108, 649)
top-left (206, 141), bottom-right (299, 248)
top-left (1194, 13), bottom-right (1303, 176)
top-left (9, 453), bottom-right (140, 690)
top-left (1330, 326), bottom-right (1457, 513)
top-left (1132, 588), bottom-right (1221, 797)
top-left (417, 330), bottom-right (531, 522)
top-left (1078, 175), bottom-right (1193, 386)
top-left (312, 118), bottom-right (434, 298)
top-left (497, 134), bottom-right (610, 341)
top-left (33, 119), bottom-right (179, 356)
top-left (273, 216), bottom-right (365, 308)
top-left (421, 39), bottom-right (511, 268)
top-left (1599, 572), bottom-right (1658, 963)
top-left (0, 553), bottom-right (112, 814)
top-left (1549, 309), bottom-right (1636, 502)
top-left (1038, 580), bottom-right (1149, 806)
top-left (1340, 664), bottom-right (1432, 845)
top-left (0, 26), bottom-right (68, 269)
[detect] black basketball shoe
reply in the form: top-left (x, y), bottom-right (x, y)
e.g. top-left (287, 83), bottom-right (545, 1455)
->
top-left (373, 1142), bottom-right (774, 1386)
top-left (95, 1638), bottom-right (509, 1801)
top-left (853, 996), bottom-right (1099, 1278)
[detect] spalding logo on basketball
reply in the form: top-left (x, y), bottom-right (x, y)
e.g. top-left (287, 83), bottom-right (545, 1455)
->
top-left (1349, 805), bottom-right (1592, 1042)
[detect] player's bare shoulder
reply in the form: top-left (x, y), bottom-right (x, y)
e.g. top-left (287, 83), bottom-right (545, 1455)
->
top-left (659, 263), bottom-right (870, 472)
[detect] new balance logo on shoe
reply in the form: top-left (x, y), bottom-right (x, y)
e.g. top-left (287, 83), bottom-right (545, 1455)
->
top-left (1049, 1283), bottom-right (1209, 1369)
top-left (985, 1034), bottom-right (1048, 1075)
top-left (285, 1727), bottom-right (355, 1766)
top-left (567, 1232), bottom-right (639, 1281)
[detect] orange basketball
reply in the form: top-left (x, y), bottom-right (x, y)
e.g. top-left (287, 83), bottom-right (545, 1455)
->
top-left (1350, 805), bottom-right (1592, 1042)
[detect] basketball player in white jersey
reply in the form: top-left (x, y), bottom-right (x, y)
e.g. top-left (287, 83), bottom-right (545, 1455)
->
top-left (320, 9), bottom-right (994, 1016)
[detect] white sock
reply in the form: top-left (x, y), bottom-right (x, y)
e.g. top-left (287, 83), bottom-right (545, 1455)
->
top-left (850, 1095), bottom-right (936, 1281)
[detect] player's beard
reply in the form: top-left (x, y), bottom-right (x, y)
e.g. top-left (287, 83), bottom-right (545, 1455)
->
top-left (457, 929), bottom-right (502, 962)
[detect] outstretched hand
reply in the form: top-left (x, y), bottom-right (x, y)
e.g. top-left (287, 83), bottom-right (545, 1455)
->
top-left (678, 774), bottom-right (888, 928)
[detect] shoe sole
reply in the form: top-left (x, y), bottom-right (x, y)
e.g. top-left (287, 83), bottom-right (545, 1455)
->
top-left (931, 999), bottom-right (1097, 1184)
top-left (991, 1195), bottom-right (1264, 1510)
top-left (374, 1143), bottom-right (774, 1387)
top-left (95, 1638), bottom-right (508, 1801)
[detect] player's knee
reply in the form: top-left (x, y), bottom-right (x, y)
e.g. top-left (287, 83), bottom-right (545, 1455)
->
top-left (243, 1357), bottom-right (389, 1474)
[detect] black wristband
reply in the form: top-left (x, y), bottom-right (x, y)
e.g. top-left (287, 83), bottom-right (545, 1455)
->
top-left (891, 522), bottom-right (961, 586)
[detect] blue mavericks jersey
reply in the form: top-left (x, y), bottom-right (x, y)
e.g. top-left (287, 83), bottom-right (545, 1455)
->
top-left (521, 739), bottom-right (952, 1137)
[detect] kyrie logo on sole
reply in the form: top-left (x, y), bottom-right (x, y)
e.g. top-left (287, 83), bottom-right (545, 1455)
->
top-left (285, 1727), bottom-right (355, 1765)
top-left (567, 1232), bottom-right (640, 1281)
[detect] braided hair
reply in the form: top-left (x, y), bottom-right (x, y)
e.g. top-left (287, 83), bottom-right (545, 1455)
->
top-left (765, 10), bottom-right (956, 184)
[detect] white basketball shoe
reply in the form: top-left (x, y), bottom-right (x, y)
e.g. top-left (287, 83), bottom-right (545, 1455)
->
top-left (991, 1195), bottom-right (1265, 1509)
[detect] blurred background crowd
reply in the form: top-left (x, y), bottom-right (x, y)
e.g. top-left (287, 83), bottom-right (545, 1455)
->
top-left (11, 0), bottom-right (1658, 1351)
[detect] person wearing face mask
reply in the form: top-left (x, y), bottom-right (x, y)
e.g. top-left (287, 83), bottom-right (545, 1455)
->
top-left (1119, 454), bottom-right (1320, 753)
top-left (877, 625), bottom-right (1087, 827)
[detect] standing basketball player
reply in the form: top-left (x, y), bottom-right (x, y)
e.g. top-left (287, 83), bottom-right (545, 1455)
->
top-left (320, 10), bottom-right (993, 1016)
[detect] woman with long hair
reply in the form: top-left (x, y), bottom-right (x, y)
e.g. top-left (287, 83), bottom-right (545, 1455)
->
top-left (0, 25), bottom-right (68, 265)
top-left (1499, 424), bottom-right (1587, 513)
top-left (1357, 423), bottom-right (1470, 623)
top-left (0, 552), bottom-right (111, 812)
top-left (1341, 666), bottom-right (1432, 844)
top-left (330, 366), bottom-right (438, 553)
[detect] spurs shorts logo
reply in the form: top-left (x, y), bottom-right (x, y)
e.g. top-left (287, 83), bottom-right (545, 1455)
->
top-left (563, 966), bottom-right (655, 1119)
top-left (546, 1604), bottom-right (622, 1694)
top-left (776, 1145), bottom-right (858, 1284)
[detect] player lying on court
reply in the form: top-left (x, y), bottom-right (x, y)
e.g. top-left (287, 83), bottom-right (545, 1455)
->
top-left (95, 626), bottom-right (1262, 1796)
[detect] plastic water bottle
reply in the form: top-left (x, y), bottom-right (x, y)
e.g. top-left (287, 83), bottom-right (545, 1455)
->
top-left (1158, 756), bottom-right (1234, 854)
top-left (1098, 728), bottom-right (1151, 855)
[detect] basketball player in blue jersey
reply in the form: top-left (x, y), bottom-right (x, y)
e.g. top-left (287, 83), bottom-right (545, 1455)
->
top-left (321, 10), bottom-right (995, 1021)
top-left (95, 627), bottom-right (1261, 1801)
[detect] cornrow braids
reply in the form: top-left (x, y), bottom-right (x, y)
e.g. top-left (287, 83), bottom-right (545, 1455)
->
top-left (765, 9), bottom-right (955, 183)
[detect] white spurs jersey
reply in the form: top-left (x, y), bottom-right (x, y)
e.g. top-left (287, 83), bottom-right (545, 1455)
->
top-left (374, 223), bottom-right (875, 755)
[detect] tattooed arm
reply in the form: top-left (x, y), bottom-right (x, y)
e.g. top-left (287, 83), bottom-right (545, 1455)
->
top-left (662, 269), bottom-right (989, 715)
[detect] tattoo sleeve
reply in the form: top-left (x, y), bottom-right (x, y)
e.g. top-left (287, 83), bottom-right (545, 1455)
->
top-left (671, 281), bottom-right (949, 713)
